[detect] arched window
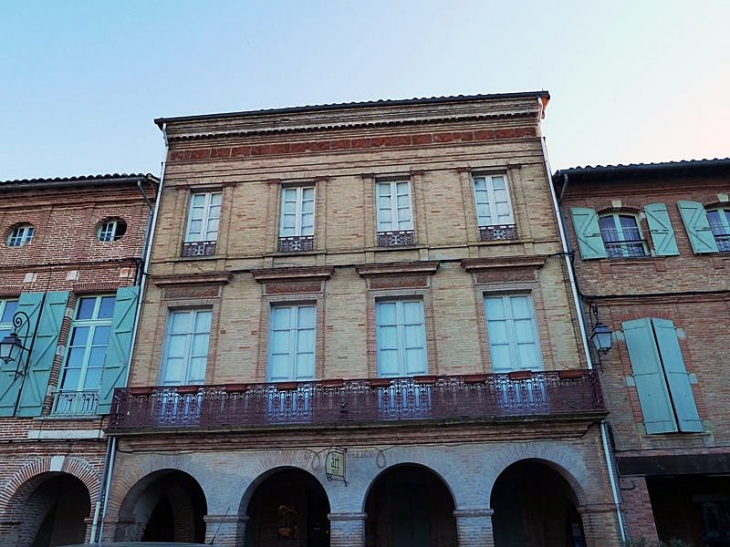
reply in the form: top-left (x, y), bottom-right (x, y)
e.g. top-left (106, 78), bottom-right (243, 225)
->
top-left (598, 213), bottom-right (646, 258)
top-left (707, 207), bottom-right (730, 252)
top-left (7, 224), bottom-right (35, 247)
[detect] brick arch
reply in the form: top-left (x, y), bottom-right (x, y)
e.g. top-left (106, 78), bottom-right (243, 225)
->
top-left (0, 456), bottom-right (100, 517)
top-left (595, 199), bottom-right (644, 214)
top-left (701, 193), bottom-right (730, 207)
top-left (615, 311), bottom-right (677, 325)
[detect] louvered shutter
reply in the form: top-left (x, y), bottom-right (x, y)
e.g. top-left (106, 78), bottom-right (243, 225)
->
top-left (570, 207), bottom-right (607, 259)
top-left (97, 286), bottom-right (139, 414)
top-left (645, 203), bottom-right (679, 256)
top-left (677, 200), bottom-right (718, 254)
top-left (652, 319), bottom-right (702, 432)
top-left (17, 292), bottom-right (69, 417)
top-left (623, 318), bottom-right (677, 434)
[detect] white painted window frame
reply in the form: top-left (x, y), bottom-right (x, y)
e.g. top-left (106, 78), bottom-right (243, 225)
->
top-left (279, 186), bottom-right (315, 237)
top-left (598, 213), bottom-right (648, 258)
top-left (184, 192), bottom-right (222, 243)
top-left (266, 304), bottom-right (317, 382)
top-left (376, 179), bottom-right (414, 232)
top-left (7, 224), bottom-right (34, 247)
top-left (375, 299), bottom-right (428, 378)
top-left (160, 308), bottom-right (212, 386)
top-left (472, 174), bottom-right (515, 227)
top-left (484, 293), bottom-right (543, 373)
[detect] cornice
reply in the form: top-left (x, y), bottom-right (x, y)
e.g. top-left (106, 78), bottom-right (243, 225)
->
top-left (153, 271), bottom-right (233, 287)
top-left (355, 261), bottom-right (440, 278)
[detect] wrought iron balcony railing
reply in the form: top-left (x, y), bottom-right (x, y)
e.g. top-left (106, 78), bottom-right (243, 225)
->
top-left (181, 240), bottom-right (217, 257)
top-left (107, 370), bottom-right (605, 432)
top-left (52, 389), bottom-right (99, 416)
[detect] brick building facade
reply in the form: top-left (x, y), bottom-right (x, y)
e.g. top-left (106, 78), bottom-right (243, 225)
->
top-left (0, 174), bottom-right (157, 545)
top-left (103, 93), bottom-right (623, 546)
top-left (555, 159), bottom-right (730, 545)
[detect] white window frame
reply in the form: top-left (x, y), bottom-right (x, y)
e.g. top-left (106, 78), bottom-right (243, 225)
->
top-left (279, 186), bottom-right (315, 238)
top-left (484, 293), bottom-right (543, 373)
top-left (184, 192), bottom-right (222, 243)
top-left (598, 213), bottom-right (647, 258)
top-left (98, 219), bottom-right (126, 242)
top-left (160, 309), bottom-right (212, 386)
top-left (707, 207), bottom-right (730, 252)
top-left (375, 299), bottom-right (428, 378)
top-left (7, 224), bottom-right (34, 247)
top-left (267, 304), bottom-right (316, 382)
top-left (472, 174), bottom-right (515, 227)
top-left (376, 179), bottom-right (414, 233)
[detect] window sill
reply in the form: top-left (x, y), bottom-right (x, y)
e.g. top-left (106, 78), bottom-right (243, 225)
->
top-left (34, 414), bottom-right (103, 422)
top-left (468, 238), bottom-right (527, 247)
top-left (365, 245), bottom-right (426, 252)
top-left (264, 249), bottom-right (322, 258)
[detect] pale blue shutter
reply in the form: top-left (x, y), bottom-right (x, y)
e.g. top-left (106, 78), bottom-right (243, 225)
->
top-left (17, 291), bottom-right (69, 417)
top-left (677, 200), bottom-right (718, 254)
top-left (623, 318), bottom-right (677, 434)
top-left (652, 319), bottom-right (702, 432)
top-left (570, 207), bottom-right (607, 259)
top-left (97, 287), bottom-right (140, 414)
top-left (0, 293), bottom-right (43, 416)
top-left (645, 204), bottom-right (679, 256)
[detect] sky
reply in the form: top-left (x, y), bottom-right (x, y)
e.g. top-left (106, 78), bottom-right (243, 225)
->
top-left (1, 1), bottom-right (728, 181)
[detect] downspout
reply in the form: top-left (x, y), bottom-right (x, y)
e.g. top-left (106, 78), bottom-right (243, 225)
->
top-left (541, 143), bottom-right (626, 542)
top-left (94, 166), bottom-right (166, 543)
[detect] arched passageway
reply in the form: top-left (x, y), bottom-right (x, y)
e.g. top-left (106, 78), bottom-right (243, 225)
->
top-left (244, 468), bottom-right (330, 547)
top-left (114, 469), bottom-right (207, 543)
top-left (4, 472), bottom-right (91, 547)
top-left (364, 464), bottom-right (457, 547)
top-left (491, 460), bottom-right (585, 547)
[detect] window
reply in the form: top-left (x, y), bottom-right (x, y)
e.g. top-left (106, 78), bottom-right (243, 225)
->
top-left (707, 207), bottom-right (730, 252)
top-left (98, 218), bottom-right (127, 242)
top-left (0, 299), bottom-right (18, 341)
top-left (623, 318), bottom-right (702, 434)
top-left (182, 192), bottom-right (222, 257)
top-left (279, 186), bottom-right (315, 252)
top-left (598, 213), bottom-right (647, 258)
top-left (267, 305), bottom-right (316, 382)
top-left (7, 224), bottom-right (34, 247)
top-left (376, 180), bottom-right (415, 247)
top-left (472, 174), bottom-right (516, 241)
top-left (484, 294), bottom-right (542, 373)
top-left (160, 309), bottom-right (211, 386)
top-left (55, 295), bottom-right (116, 415)
top-left (376, 299), bottom-right (427, 377)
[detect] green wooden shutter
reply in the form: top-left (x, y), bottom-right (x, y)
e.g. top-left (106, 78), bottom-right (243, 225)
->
top-left (570, 207), bottom-right (607, 260)
top-left (0, 293), bottom-right (43, 416)
top-left (17, 291), bottom-right (69, 417)
top-left (645, 203), bottom-right (679, 256)
top-left (677, 200), bottom-right (718, 254)
top-left (652, 318), bottom-right (702, 432)
top-left (97, 286), bottom-right (139, 414)
top-left (623, 318), bottom-right (677, 434)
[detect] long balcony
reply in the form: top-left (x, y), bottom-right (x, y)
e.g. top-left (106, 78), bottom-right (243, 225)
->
top-left (107, 370), bottom-right (605, 433)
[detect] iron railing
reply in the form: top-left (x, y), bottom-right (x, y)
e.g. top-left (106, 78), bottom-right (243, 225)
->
top-left (377, 230), bottom-right (415, 247)
top-left (181, 240), bottom-right (217, 257)
top-left (278, 235), bottom-right (314, 252)
top-left (107, 370), bottom-right (604, 432)
top-left (52, 389), bottom-right (99, 416)
top-left (479, 224), bottom-right (517, 241)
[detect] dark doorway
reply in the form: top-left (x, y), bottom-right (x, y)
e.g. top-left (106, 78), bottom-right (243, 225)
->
top-left (365, 465), bottom-right (457, 547)
top-left (27, 473), bottom-right (91, 547)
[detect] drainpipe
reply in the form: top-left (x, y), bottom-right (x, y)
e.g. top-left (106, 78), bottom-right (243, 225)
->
top-left (541, 140), bottom-right (626, 542)
top-left (93, 160), bottom-right (167, 543)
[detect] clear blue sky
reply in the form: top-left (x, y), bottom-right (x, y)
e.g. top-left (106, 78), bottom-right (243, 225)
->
top-left (1, 0), bottom-right (728, 180)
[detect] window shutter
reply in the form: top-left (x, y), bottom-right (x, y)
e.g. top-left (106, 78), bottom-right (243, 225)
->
top-left (97, 286), bottom-right (139, 414)
top-left (17, 292), bottom-right (69, 417)
top-left (622, 318), bottom-right (677, 434)
top-left (677, 200), bottom-right (718, 254)
top-left (644, 203), bottom-right (679, 256)
top-left (570, 207), bottom-right (607, 259)
top-left (652, 319), bottom-right (702, 432)
top-left (0, 293), bottom-right (43, 416)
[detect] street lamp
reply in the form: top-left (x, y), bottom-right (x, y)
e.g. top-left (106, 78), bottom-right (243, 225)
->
top-left (589, 303), bottom-right (612, 367)
top-left (0, 311), bottom-right (30, 376)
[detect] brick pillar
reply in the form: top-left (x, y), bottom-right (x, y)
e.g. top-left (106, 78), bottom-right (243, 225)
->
top-left (579, 503), bottom-right (623, 547)
top-left (204, 514), bottom-right (247, 547)
top-left (83, 516), bottom-right (94, 543)
top-left (328, 512), bottom-right (366, 547)
top-left (454, 507), bottom-right (495, 547)
top-left (620, 475), bottom-right (659, 542)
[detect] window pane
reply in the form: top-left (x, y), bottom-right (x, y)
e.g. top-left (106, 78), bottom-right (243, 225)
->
top-left (61, 368), bottom-right (81, 390)
top-left (376, 302), bottom-right (397, 326)
top-left (1, 301), bottom-right (18, 323)
top-left (191, 333), bottom-right (210, 358)
top-left (70, 327), bottom-right (89, 347)
top-left (485, 297), bottom-right (505, 320)
top-left (83, 367), bottom-right (103, 390)
top-left (88, 347), bottom-right (107, 367)
top-left (76, 298), bottom-right (96, 320)
top-left (210, 192), bottom-right (222, 206)
top-left (170, 312), bottom-right (191, 334)
top-left (194, 310), bottom-right (212, 332)
top-left (66, 347), bottom-right (85, 369)
top-left (166, 334), bottom-right (187, 358)
top-left (297, 306), bottom-right (315, 328)
top-left (98, 297), bottom-right (115, 319)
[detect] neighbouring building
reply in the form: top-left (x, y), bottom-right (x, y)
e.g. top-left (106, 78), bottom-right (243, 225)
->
top-left (0, 173), bottom-right (158, 545)
top-left (103, 93), bottom-right (623, 546)
top-left (555, 159), bottom-right (730, 546)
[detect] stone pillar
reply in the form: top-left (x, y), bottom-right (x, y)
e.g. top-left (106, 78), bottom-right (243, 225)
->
top-left (579, 503), bottom-right (623, 547)
top-left (328, 512), bottom-right (366, 547)
top-left (620, 476), bottom-right (659, 543)
top-left (204, 514), bottom-right (247, 547)
top-left (454, 507), bottom-right (495, 547)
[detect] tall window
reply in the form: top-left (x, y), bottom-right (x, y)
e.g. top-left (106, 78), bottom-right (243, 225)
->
top-left (182, 192), bottom-right (222, 257)
top-left (55, 295), bottom-right (116, 415)
top-left (7, 224), bottom-right (34, 247)
top-left (376, 180), bottom-right (414, 247)
top-left (707, 207), bottom-right (730, 252)
top-left (598, 213), bottom-right (647, 258)
top-left (267, 305), bottom-right (316, 382)
top-left (472, 174), bottom-right (516, 241)
top-left (0, 299), bottom-right (18, 341)
top-left (160, 309), bottom-right (211, 386)
top-left (376, 299), bottom-right (427, 377)
top-left (484, 294), bottom-right (542, 373)
top-left (279, 186), bottom-right (315, 252)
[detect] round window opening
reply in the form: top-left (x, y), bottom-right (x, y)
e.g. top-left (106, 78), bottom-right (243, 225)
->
top-left (98, 218), bottom-right (127, 242)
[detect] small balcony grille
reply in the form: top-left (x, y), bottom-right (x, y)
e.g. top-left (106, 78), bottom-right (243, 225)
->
top-left (278, 235), bottom-right (314, 253)
top-left (181, 240), bottom-right (217, 257)
top-left (377, 230), bottom-right (415, 247)
top-left (479, 224), bottom-right (517, 241)
top-left (52, 389), bottom-right (99, 416)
